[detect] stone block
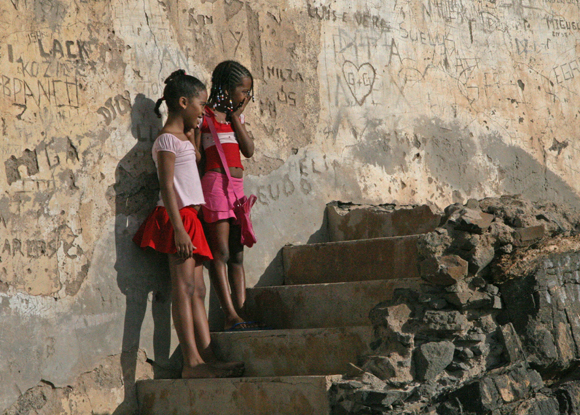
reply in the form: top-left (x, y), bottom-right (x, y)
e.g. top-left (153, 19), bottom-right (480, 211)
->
top-left (361, 355), bottom-right (413, 386)
top-left (352, 389), bottom-right (409, 407)
top-left (444, 363), bottom-right (543, 413)
top-left (513, 225), bottom-right (545, 247)
top-left (445, 289), bottom-right (492, 310)
top-left (211, 327), bottom-right (372, 377)
top-left (423, 310), bottom-right (469, 332)
top-left (555, 381), bottom-right (580, 414)
top-left (326, 203), bottom-right (441, 242)
top-left (283, 236), bottom-right (421, 285)
top-left (500, 252), bottom-right (580, 374)
top-left (137, 375), bottom-right (341, 415)
top-left (419, 255), bottom-right (468, 286)
top-left (447, 208), bottom-right (494, 234)
top-left (414, 341), bottom-right (455, 381)
top-left (489, 221), bottom-right (515, 246)
top-left (468, 242), bottom-right (495, 274)
top-left (382, 303), bottom-right (413, 333)
top-left (246, 278), bottom-right (423, 330)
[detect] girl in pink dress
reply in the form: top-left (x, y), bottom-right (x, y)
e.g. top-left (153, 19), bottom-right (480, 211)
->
top-left (199, 61), bottom-right (262, 331)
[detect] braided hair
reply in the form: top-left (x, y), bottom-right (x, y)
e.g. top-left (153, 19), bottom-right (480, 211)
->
top-left (208, 60), bottom-right (254, 111)
top-left (154, 69), bottom-right (206, 118)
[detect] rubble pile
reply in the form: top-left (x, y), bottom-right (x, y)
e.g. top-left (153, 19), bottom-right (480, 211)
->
top-left (330, 195), bottom-right (580, 415)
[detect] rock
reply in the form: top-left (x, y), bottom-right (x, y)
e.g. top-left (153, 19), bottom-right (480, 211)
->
top-left (451, 231), bottom-right (480, 251)
top-left (442, 363), bottom-right (543, 413)
top-left (361, 372), bottom-right (387, 390)
top-left (447, 361), bottom-right (470, 372)
top-left (471, 342), bottom-right (489, 356)
top-left (468, 239), bottom-right (495, 274)
top-left (337, 380), bottom-right (364, 390)
top-left (457, 347), bottom-right (474, 360)
top-left (465, 199), bottom-right (480, 210)
top-left (489, 221), bottom-right (515, 246)
top-left (423, 310), bottom-right (468, 332)
top-left (470, 276), bottom-right (486, 288)
top-left (484, 284), bottom-right (499, 295)
top-left (362, 355), bottom-right (413, 386)
top-left (513, 225), bottom-right (545, 247)
top-left (420, 255), bottom-right (468, 286)
top-left (447, 208), bottom-right (494, 234)
top-left (370, 303), bottom-right (413, 335)
top-left (498, 323), bottom-right (526, 363)
top-left (499, 251), bottom-right (580, 375)
top-left (414, 341), bottom-right (455, 381)
top-left (429, 298), bottom-right (447, 310)
top-left (499, 244), bottom-right (513, 254)
top-left (445, 289), bottom-right (492, 310)
top-left (353, 389), bottom-right (409, 407)
top-left (417, 230), bottom-right (453, 258)
top-left (555, 380), bottom-right (580, 414)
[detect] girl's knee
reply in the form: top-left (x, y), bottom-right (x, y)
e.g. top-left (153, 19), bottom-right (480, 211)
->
top-left (175, 280), bottom-right (196, 297)
top-left (195, 280), bottom-right (207, 299)
top-left (213, 246), bottom-right (230, 263)
top-left (228, 250), bottom-right (244, 266)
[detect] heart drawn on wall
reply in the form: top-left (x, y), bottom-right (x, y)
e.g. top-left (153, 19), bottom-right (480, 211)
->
top-left (342, 61), bottom-right (376, 106)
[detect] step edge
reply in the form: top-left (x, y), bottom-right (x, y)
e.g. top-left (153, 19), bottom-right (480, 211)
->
top-left (248, 277), bottom-right (424, 291)
top-left (210, 325), bottom-right (373, 338)
top-left (283, 234), bottom-right (421, 251)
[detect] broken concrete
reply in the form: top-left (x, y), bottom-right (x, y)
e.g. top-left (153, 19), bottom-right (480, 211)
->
top-left (328, 196), bottom-right (580, 414)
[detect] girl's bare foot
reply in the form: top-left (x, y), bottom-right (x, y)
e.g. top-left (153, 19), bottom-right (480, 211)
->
top-left (207, 359), bottom-right (245, 377)
top-left (182, 363), bottom-right (238, 379)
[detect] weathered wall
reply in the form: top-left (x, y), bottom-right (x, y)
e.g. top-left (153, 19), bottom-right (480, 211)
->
top-left (1, 0), bottom-right (579, 411)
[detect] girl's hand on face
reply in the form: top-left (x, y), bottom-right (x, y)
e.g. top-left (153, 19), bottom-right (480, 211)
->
top-left (232, 97), bottom-right (248, 119)
top-left (174, 228), bottom-right (196, 259)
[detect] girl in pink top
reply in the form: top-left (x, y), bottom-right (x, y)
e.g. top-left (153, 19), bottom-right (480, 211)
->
top-left (133, 70), bottom-right (243, 378)
top-left (199, 61), bottom-right (263, 331)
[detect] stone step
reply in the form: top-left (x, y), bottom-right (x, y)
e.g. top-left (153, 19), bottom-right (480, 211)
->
top-left (211, 326), bottom-right (372, 377)
top-left (137, 375), bottom-right (341, 415)
top-left (245, 278), bottom-right (424, 329)
top-left (326, 202), bottom-right (441, 242)
top-left (283, 235), bottom-right (421, 285)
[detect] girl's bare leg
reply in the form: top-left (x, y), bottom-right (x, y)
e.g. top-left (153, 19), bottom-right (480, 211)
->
top-left (168, 254), bottom-right (232, 378)
top-left (190, 261), bottom-right (244, 371)
top-left (228, 224), bottom-right (246, 314)
top-left (206, 220), bottom-right (245, 330)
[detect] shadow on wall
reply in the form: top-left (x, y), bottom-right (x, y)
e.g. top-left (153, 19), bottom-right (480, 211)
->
top-left (112, 94), bottom-right (179, 414)
top-left (416, 117), bottom-right (580, 209)
top-left (249, 205), bottom-right (330, 291)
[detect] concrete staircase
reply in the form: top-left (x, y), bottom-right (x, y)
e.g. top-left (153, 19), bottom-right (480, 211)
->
top-left (136, 204), bottom-right (440, 414)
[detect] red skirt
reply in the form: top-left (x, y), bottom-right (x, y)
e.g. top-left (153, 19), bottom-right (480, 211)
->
top-left (133, 206), bottom-right (213, 261)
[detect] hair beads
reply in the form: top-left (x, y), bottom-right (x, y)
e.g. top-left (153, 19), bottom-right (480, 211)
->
top-left (209, 60), bottom-right (254, 111)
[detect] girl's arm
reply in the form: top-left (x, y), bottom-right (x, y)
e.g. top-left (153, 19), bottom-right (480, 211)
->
top-left (194, 128), bottom-right (202, 163)
top-left (230, 98), bottom-right (254, 158)
top-left (157, 151), bottom-right (195, 258)
top-left (185, 127), bottom-right (203, 163)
